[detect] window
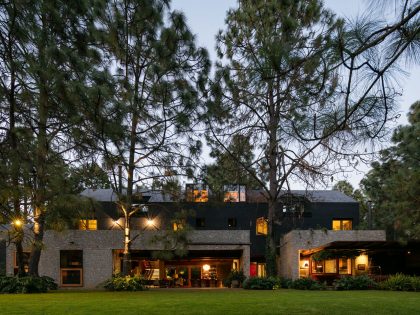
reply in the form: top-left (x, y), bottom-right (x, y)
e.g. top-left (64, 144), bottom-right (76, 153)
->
top-left (332, 219), bottom-right (352, 230)
top-left (79, 219), bottom-right (97, 230)
top-left (173, 220), bottom-right (185, 231)
top-left (324, 259), bottom-right (337, 273)
top-left (14, 252), bottom-right (30, 275)
top-left (228, 218), bottom-right (237, 228)
top-left (223, 185), bottom-right (246, 202)
top-left (186, 184), bottom-right (208, 202)
top-left (312, 260), bottom-right (324, 273)
top-left (60, 250), bottom-right (83, 286)
top-left (339, 258), bottom-right (351, 275)
top-left (256, 217), bottom-right (267, 235)
top-left (196, 218), bottom-right (205, 228)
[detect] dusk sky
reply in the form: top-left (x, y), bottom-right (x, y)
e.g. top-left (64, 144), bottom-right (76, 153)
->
top-left (171, 0), bottom-right (420, 189)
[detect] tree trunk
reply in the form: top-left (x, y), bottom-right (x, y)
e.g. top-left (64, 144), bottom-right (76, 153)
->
top-left (28, 209), bottom-right (45, 276)
top-left (121, 210), bottom-right (131, 276)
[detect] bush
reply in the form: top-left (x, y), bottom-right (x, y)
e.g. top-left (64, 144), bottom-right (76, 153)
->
top-left (289, 278), bottom-right (326, 290)
top-left (103, 274), bottom-right (146, 291)
top-left (334, 275), bottom-right (377, 290)
top-left (379, 274), bottom-right (420, 291)
top-left (243, 277), bottom-right (280, 290)
top-left (223, 270), bottom-right (246, 288)
top-left (278, 277), bottom-right (292, 289)
top-left (0, 276), bottom-right (57, 293)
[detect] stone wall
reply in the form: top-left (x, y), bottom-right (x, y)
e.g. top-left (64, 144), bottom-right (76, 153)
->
top-left (5, 229), bottom-right (250, 288)
top-left (279, 230), bottom-right (386, 279)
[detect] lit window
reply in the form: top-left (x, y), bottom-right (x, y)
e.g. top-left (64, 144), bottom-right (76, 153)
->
top-left (173, 221), bottom-right (185, 231)
top-left (60, 250), bottom-right (83, 287)
top-left (256, 217), bottom-right (268, 235)
top-left (312, 260), bottom-right (324, 273)
top-left (14, 252), bottom-right (30, 275)
top-left (339, 258), bottom-right (351, 275)
top-left (228, 218), bottom-right (237, 228)
top-left (257, 263), bottom-right (266, 277)
top-left (79, 219), bottom-right (97, 230)
top-left (223, 185), bottom-right (246, 202)
top-left (186, 184), bottom-right (208, 202)
top-left (325, 259), bottom-right (337, 273)
top-left (332, 219), bottom-right (352, 230)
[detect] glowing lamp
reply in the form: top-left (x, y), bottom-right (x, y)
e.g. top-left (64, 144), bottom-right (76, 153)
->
top-left (147, 219), bottom-right (154, 226)
top-left (203, 264), bottom-right (210, 271)
top-left (13, 219), bottom-right (22, 227)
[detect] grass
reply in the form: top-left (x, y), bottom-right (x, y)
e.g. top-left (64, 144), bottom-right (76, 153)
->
top-left (0, 289), bottom-right (419, 315)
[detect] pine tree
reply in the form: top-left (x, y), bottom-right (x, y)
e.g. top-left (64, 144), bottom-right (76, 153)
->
top-left (99, 0), bottom-right (209, 275)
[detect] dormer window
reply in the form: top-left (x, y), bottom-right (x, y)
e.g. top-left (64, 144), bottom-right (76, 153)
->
top-left (186, 184), bottom-right (208, 202)
top-left (223, 184), bottom-right (246, 202)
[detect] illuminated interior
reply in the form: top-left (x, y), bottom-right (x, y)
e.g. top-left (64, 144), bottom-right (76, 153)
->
top-left (223, 184), bottom-right (246, 202)
top-left (79, 219), bottom-right (97, 230)
top-left (332, 219), bottom-right (352, 230)
top-left (186, 184), bottom-right (208, 202)
top-left (256, 217), bottom-right (268, 235)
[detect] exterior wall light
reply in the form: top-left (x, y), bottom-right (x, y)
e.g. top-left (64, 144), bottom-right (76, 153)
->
top-left (13, 219), bottom-right (23, 227)
top-left (203, 264), bottom-right (210, 271)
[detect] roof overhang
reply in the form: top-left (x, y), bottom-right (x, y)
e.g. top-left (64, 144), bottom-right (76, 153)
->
top-left (300, 241), bottom-right (420, 256)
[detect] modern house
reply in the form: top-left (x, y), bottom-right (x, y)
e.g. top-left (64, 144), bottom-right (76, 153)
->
top-left (2, 184), bottom-right (416, 289)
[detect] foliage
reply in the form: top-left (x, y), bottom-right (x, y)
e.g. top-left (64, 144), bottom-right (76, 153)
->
top-left (103, 274), bottom-right (146, 292)
top-left (379, 274), bottom-right (420, 292)
top-left (289, 278), bottom-right (326, 290)
top-left (333, 275), bottom-right (377, 290)
top-left (311, 249), bottom-right (362, 261)
top-left (97, 0), bottom-right (209, 275)
top-left (151, 209), bottom-right (194, 260)
top-left (332, 181), bottom-right (370, 227)
top-left (242, 277), bottom-right (281, 290)
top-left (361, 101), bottom-right (420, 240)
top-left (202, 135), bottom-right (261, 198)
top-left (208, 0), bottom-right (345, 276)
top-left (223, 270), bottom-right (246, 287)
top-left (0, 276), bottom-right (57, 293)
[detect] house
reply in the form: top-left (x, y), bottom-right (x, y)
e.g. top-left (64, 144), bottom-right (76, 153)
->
top-left (2, 184), bottom-right (402, 288)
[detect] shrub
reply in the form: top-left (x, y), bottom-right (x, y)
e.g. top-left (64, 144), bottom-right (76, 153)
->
top-left (243, 277), bottom-right (280, 290)
top-left (223, 270), bottom-right (246, 288)
top-left (334, 275), bottom-right (377, 290)
top-left (103, 274), bottom-right (146, 291)
top-left (289, 278), bottom-right (326, 290)
top-left (379, 274), bottom-right (420, 291)
top-left (278, 277), bottom-right (292, 289)
top-left (0, 276), bottom-right (57, 293)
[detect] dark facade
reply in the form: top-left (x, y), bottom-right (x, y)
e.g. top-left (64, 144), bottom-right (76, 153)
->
top-left (82, 189), bottom-right (360, 264)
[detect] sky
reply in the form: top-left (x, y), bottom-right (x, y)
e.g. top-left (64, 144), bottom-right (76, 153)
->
top-left (171, 0), bottom-right (420, 189)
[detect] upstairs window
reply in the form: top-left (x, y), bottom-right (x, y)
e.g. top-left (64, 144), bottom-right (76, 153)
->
top-left (79, 219), bottom-right (97, 230)
top-left (332, 219), bottom-right (352, 231)
top-left (196, 218), bottom-right (205, 228)
top-left (223, 184), bottom-right (246, 202)
top-left (228, 217), bottom-right (237, 228)
top-left (186, 184), bottom-right (208, 202)
top-left (256, 217), bottom-right (268, 235)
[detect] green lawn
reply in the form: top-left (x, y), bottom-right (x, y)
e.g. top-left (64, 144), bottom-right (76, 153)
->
top-left (0, 289), bottom-right (419, 315)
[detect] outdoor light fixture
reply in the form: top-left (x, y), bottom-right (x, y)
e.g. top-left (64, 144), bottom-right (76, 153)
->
top-left (202, 264), bottom-right (210, 271)
top-left (13, 219), bottom-right (22, 227)
top-left (147, 219), bottom-right (154, 226)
